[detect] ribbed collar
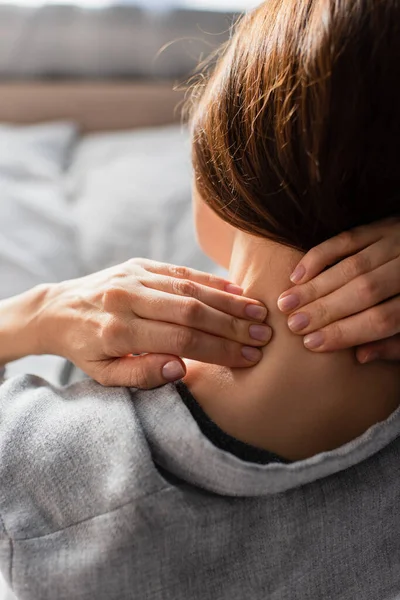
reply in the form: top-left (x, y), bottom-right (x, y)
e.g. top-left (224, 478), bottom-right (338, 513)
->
top-left (134, 384), bottom-right (400, 497)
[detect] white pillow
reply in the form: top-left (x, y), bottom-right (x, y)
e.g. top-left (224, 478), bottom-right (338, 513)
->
top-left (69, 125), bottom-right (219, 275)
top-left (0, 121), bottom-right (77, 181)
top-left (0, 122), bottom-right (81, 300)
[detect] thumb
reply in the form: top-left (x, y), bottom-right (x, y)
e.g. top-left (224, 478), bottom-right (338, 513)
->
top-left (95, 354), bottom-right (187, 389)
top-left (356, 334), bottom-right (400, 364)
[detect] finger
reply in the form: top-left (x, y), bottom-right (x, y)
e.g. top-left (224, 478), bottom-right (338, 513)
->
top-left (140, 270), bottom-right (266, 319)
top-left (141, 274), bottom-right (267, 321)
top-left (286, 257), bottom-right (400, 335)
top-left (133, 287), bottom-right (271, 348)
top-left (118, 319), bottom-right (264, 367)
top-left (301, 295), bottom-right (400, 353)
top-left (289, 220), bottom-right (393, 284)
top-left (93, 354), bottom-right (187, 389)
top-left (356, 334), bottom-right (400, 363)
top-left (135, 259), bottom-right (243, 294)
top-left (278, 237), bottom-right (399, 314)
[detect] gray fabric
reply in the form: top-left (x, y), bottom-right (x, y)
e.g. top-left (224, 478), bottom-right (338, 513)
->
top-left (0, 6), bottom-right (236, 79)
top-left (0, 374), bottom-right (399, 599)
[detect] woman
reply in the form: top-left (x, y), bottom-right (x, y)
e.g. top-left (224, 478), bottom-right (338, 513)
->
top-left (0, 1), bottom-right (399, 598)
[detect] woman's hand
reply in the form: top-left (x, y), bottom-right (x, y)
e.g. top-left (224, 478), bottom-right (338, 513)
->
top-left (277, 218), bottom-right (400, 363)
top-left (33, 259), bottom-right (271, 388)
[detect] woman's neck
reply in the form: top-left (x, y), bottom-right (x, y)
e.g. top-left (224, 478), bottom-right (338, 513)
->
top-left (184, 233), bottom-right (400, 461)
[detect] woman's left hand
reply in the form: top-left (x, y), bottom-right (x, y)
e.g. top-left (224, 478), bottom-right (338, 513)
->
top-left (277, 217), bottom-right (400, 363)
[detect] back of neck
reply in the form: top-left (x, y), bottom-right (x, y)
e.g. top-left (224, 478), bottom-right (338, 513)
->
top-left (184, 234), bottom-right (400, 461)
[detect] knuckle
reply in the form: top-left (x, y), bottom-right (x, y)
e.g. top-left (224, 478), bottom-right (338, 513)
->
top-left (337, 230), bottom-right (356, 251)
top-left (325, 323), bottom-right (345, 347)
top-left (302, 278), bottom-right (318, 302)
top-left (228, 315), bottom-right (242, 338)
top-left (170, 265), bottom-right (190, 279)
top-left (370, 307), bottom-right (397, 337)
top-left (100, 318), bottom-right (125, 351)
top-left (357, 275), bottom-right (379, 303)
top-left (102, 285), bottom-right (129, 310)
top-left (174, 279), bottom-right (198, 298)
top-left (314, 300), bottom-right (330, 325)
top-left (126, 257), bottom-right (145, 268)
top-left (207, 273), bottom-right (221, 287)
top-left (311, 244), bottom-right (326, 261)
top-left (340, 254), bottom-right (367, 281)
top-left (302, 241), bottom-right (333, 274)
top-left (305, 246), bottom-right (324, 268)
top-left (348, 253), bottom-right (371, 276)
top-left (175, 328), bottom-right (196, 354)
top-left (180, 299), bottom-right (203, 324)
top-left (225, 295), bottom-right (238, 315)
top-left (133, 363), bottom-right (151, 390)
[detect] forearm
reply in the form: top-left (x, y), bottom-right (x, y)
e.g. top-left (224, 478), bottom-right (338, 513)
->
top-left (0, 284), bottom-right (51, 366)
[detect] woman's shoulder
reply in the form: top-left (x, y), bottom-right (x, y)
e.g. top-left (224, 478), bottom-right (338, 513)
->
top-left (0, 374), bottom-right (168, 541)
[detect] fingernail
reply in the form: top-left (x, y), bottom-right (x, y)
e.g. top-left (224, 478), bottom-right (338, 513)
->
top-left (359, 352), bottom-right (380, 364)
top-left (304, 332), bottom-right (325, 350)
top-left (249, 324), bottom-right (272, 342)
top-left (288, 313), bottom-right (310, 332)
top-left (162, 361), bottom-right (185, 381)
top-left (241, 346), bottom-right (263, 363)
top-left (245, 304), bottom-right (267, 321)
top-left (290, 265), bottom-right (306, 284)
top-left (225, 284), bottom-right (244, 296)
top-left (277, 293), bottom-right (300, 312)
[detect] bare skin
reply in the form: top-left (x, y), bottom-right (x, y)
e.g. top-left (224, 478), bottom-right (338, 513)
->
top-left (184, 231), bottom-right (400, 462)
top-left (195, 189), bottom-right (400, 365)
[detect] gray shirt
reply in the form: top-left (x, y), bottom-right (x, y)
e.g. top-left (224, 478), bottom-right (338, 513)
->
top-left (0, 370), bottom-right (399, 600)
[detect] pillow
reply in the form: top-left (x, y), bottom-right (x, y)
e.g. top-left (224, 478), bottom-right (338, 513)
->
top-left (68, 124), bottom-right (220, 275)
top-left (0, 122), bottom-right (81, 300)
top-left (0, 121), bottom-right (77, 180)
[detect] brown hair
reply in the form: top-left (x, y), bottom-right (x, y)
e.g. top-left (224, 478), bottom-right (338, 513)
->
top-left (190, 0), bottom-right (400, 252)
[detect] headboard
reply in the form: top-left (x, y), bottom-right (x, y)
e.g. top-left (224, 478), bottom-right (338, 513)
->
top-left (0, 81), bottom-right (185, 132)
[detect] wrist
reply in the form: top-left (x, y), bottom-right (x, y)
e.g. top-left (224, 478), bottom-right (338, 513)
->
top-left (0, 283), bottom-right (56, 365)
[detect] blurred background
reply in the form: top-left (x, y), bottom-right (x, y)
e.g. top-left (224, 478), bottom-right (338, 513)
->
top-left (0, 0), bottom-right (259, 81)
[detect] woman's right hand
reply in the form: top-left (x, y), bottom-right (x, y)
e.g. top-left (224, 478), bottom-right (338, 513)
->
top-left (35, 258), bottom-right (271, 389)
top-left (278, 217), bottom-right (400, 362)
